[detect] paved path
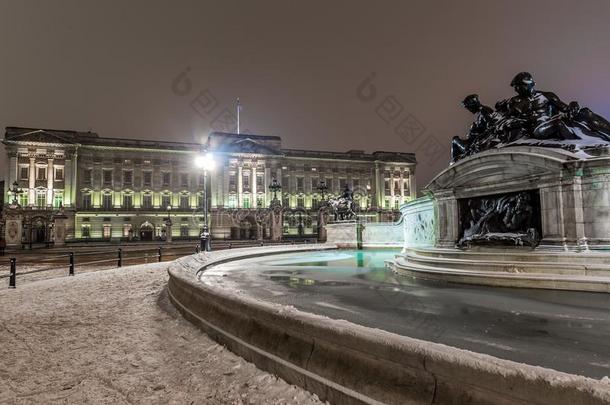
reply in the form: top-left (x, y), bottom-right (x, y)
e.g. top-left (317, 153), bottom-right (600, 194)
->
top-left (207, 249), bottom-right (610, 380)
top-left (0, 263), bottom-right (324, 405)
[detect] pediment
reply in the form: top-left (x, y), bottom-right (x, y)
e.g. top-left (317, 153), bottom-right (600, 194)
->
top-left (426, 147), bottom-right (577, 196)
top-left (6, 129), bottom-right (77, 145)
top-left (219, 138), bottom-right (281, 155)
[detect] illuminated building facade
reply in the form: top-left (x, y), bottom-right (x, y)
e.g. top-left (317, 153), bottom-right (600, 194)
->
top-left (2, 127), bottom-right (416, 243)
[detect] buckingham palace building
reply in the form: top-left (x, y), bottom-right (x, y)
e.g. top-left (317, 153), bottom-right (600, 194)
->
top-left (1, 127), bottom-right (416, 245)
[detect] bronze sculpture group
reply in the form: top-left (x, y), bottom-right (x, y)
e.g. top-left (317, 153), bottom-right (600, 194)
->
top-left (452, 72), bottom-right (610, 163)
top-left (328, 184), bottom-right (357, 221)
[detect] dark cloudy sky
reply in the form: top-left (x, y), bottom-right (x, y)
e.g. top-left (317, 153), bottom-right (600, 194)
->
top-left (3, 0), bottom-right (610, 190)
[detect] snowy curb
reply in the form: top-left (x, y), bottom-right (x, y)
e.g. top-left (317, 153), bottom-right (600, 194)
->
top-left (167, 245), bottom-right (610, 405)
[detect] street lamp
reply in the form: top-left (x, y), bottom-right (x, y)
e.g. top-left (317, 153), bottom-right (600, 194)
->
top-left (269, 178), bottom-right (282, 203)
top-left (195, 152), bottom-right (215, 251)
top-left (8, 181), bottom-right (23, 206)
top-left (316, 179), bottom-right (328, 202)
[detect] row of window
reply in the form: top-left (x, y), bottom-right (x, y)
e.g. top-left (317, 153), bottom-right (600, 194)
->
top-left (80, 223), bottom-right (193, 238)
top-left (14, 192), bottom-right (63, 208)
top-left (83, 169), bottom-right (204, 188)
top-left (19, 165), bottom-right (64, 181)
top-left (80, 193), bottom-right (207, 210)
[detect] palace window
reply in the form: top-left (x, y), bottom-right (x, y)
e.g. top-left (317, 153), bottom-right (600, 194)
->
top-left (81, 224), bottom-right (91, 238)
top-left (82, 194), bottom-right (92, 209)
top-left (53, 191), bottom-right (63, 208)
top-left (243, 174), bottom-right (250, 191)
top-left (257, 196), bottom-right (264, 207)
top-left (297, 197), bottom-right (304, 208)
top-left (228, 194), bottom-right (237, 208)
top-left (229, 173), bottom-right (236, 192)
top-left (394, 199), bottom-right (400, 210)
top-left (123, 194), bottom-right (133, 209)
top-left (83, 169), bottom-right (92, 185)
top-left (180, 173), bottom-right (189, 188)
top-left (36, 166), bottom-right (47, 180)
top-left (312, 198), bottom-right (319, 210)
top-left (161, 194), bottom-right (171, 209)
top-left (143, 171), bottom-right (152, 187)
top-left (282, 176), bottom-right (290, 192)
top-left (296, 177), bottom-right (304, 193)
top-left (384, 199), bottom-right (390, 209)
top-left (282, 195), bottom-right (290, 208)
top-left (180, 225), bottom-right (189, 237)
top-left (162, 172), bottom-right (171, 187)
top-left (36, 192), bottom-right (46, 207)
top-left (197, 194), bottom-right (204, 208)
top-left (142, 194), bottom-right (152, 209)
top-left (243, 196), bottom-right (251, 208)
top-left (103, 169), bottom-right (112, 186)
top-left (123, 224), bottom-right (132, 237)
top-left (102, 224), bottom-right (112, 239)
top-left (102, 193), bottom-right (113, 210)
top-left (384, 180), bottom-right (391, 194)
top-left (339, 178), bottom-right (346, 190)
top-left (256, 174), bottom-right (264, 189)
top-left (352, 179), bottom-right (359, 189)
top-left (19, 194), bottom-right (28, 206)
top-left (54, 166), bottom-right (64, 181)
top-left (19, 166), bottom-right (29, 180)
top-left (179, 194), bottom-right (189, 209)
top-left (123, 170), bottom-right (133, 186)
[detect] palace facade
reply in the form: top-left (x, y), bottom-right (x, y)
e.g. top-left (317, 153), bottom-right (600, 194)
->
top-left (1, 127), bottom-right (416, 244)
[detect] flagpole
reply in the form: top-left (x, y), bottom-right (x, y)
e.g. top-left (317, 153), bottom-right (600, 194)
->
top-left (237, 98), bottom-right (240, 134)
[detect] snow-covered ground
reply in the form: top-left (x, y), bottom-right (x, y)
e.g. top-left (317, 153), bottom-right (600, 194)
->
top-left (0, 262), bottom-right (325, 404)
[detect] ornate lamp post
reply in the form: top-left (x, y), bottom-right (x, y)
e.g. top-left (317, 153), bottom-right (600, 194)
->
top-left (8, 181), bottom-right (23, 206)
top-left (195, 152), bottom-right (215, 251)
top-left (164, 205), bottom-right (172, 242)
top-left (316, 179), bottom-right (328, 202)
top-left (269, 178), bottom-right (282, 204)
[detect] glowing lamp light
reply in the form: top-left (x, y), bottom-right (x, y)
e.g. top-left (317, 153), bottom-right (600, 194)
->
top-left (195, 153), bottom-right (215, 171)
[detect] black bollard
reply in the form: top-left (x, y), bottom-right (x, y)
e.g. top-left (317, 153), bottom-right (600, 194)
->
top-left (69, 252), bottom-right (74, 276)
top-left (158, 246), bottom-right (162, 262)
top-left (195, 245), bottom-right (200, 254)
top-left (9, 258), bottom-right (16, 288)
top-left (118, 248), bottom-right (123, 268)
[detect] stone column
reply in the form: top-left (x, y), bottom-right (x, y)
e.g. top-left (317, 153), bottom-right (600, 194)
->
top-left (399, 170), bottom-right (405, 204)
top-left (252, 164), bottom-right (257, 208)
top-left (64, 155), bottom-right (73, 207)
top-left (374, 163), bottom-right (381, 208)
top-left (8, 154), bottom-right (17, 186)
top-left (264, 166), bottom-right (271, 207)
top-left (237, 164), bottom-right (243, 208)
top-left (29, 158), bottom-right (35, 205)
top-left (71, 149), bottom-right (78, 209)
top-left (409, 167), bottom-right (417, 200)
top-left (47, 158), bottom-right (54, 206)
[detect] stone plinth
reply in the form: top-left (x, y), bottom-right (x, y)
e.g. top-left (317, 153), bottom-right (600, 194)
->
top-left (325, 221), bottom-right (361, 248)
top-left (426, 146), bottom-right (610, 251)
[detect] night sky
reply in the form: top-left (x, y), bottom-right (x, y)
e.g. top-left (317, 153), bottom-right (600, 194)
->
top-left (3, 0), bottom-right (610, 190)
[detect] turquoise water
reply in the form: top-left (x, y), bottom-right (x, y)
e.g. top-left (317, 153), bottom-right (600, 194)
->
top-left (219, 249), bottom-right (401, 288)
